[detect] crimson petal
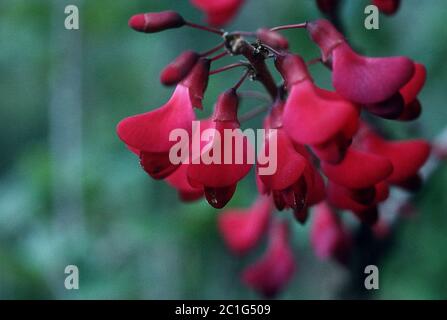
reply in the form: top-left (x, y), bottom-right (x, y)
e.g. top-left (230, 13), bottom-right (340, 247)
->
top-left (283, 80), bottom-right (359, 145)
top-left (117, 84), bottom-right (195, 153)
top-left (332, 42), bottom-right (415, 104)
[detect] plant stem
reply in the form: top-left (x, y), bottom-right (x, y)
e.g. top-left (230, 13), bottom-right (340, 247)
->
top-left (233, 70), bottom-right (250, 90)
top-left (185, 22), bottom-right (224, 35)
top-left (210, 62), bottom-right (247, 75)
top-left (210, 51), bottom-right (229, 62)
top-left (238, 40), bottom-right (278, 99)
top-left (201, 43), bottom-right (225, 57)
top-left (270, 22), bottom-right (307, 32)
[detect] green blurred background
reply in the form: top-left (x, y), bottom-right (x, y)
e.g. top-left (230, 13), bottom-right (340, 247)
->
top-left (0, 0), bottom-right (446, 299)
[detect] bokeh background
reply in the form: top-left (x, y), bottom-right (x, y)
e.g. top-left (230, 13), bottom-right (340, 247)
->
top-left (1, 0), bottom-right (446, 299)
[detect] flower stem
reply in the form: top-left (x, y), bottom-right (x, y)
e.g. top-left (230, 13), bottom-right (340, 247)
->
top-left (261, 43), bottom-right (283, 56)
top-left (185, 22), bottom-right (224, 35)
top-left (210, 51), bottom-right (229, 62)
top-left (201, 43), bottom-right (226, 57)
top-left (210, 62), bottom-right (247, 75)
top-left (238, 40), bottom-right (278, 99)
top-left (270, 22), bottom-right (307, 32)
top-left (233, 70), bottom-right (250, 90)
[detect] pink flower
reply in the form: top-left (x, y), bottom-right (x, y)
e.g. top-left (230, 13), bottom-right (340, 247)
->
top-left (117, 84), bottom-right (195, 179)
top-left (218, 195), bottom-right (273, 255)
top-left (187, 89), bottom-right (253, 208)
top-left (242, 221), bottom-right (296, 298)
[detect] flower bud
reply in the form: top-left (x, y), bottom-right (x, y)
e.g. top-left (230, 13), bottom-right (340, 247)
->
top-left (160, 51), bottom-right (200, 86)
top-left (212, 88), bottom-right (239, 122)
top-left (306, 19), bottom-right (345, 62)
top-left (181, 58), bottom-right (211, 109)
top-left (275, 54), bottom-right (311, 88)
top-left (256, 28), bottom-right (289, 50)
top-left (128, 11), bottom-right (185, 33)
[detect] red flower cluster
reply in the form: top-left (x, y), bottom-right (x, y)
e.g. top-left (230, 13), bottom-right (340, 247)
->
top-left (119, 2), bottom-right (431, 298)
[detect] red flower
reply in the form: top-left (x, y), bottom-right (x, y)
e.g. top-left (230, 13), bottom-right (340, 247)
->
top-left (307, 19), bottom-right (415, 105)
top-left (327, 181), bottom-right (389, 225)
top-left (372, 0), bottom-right (401, 15)
top-left (190, 0), bottom-right (245, 26)
top-left (242, 221), bottom-right (296, 298)
top-left (276, 54), bottom-right (359, 164)
top-left (117, 84), bottom-right (195, 179)
top-left (257, 101), bottom-right (309, 217)
top-left (310, 202), bottom-right (352, 264)
top-left (187, 89), bottom-right (253, 208)
top-left (322, 148), bottom-right (393, 189)
top-left (218, 195), bottom-right (273, 255)
top-left (356, 125), bottom-right (431, 187)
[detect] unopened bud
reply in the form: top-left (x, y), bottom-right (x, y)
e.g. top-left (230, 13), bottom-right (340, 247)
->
top-left (181, 58), bottom-right (211, 109)
top-left (160, 51), bottom-right (200, 86)
top-left (306, 19), bottom-right (345, 62)
top-left (275, 54), bottom-right (311, 88)
top-left (213, 89), bottom-right (239, 122)
top-left (128, 11), bottom-right (185, 33)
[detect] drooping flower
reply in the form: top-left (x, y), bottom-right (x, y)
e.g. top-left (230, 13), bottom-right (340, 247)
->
top-left (356, 124), bottom-right (431, 189)
top-left (321, 148), bottom-right (393, 189)
top-left (310, 202), bottom-right (352, 264)
top-left (275, 53), bottom-right (359, 164)
top-left (117, 84), bottom-right (195, 179)
top-left (218, 195), bottom-right (273, 255)
top-left (307, 19), bottom-right (415, 105)
top-left (257, 100), bottom-right (309, 219)
top-left (187, 89), bottom-right (253, 208)
top-left (190, 0), bottom-right (245, 26)
top-left (242, 221), bottom-right (296, 298)
top-left (326, 181), bottom-right (389, 225)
